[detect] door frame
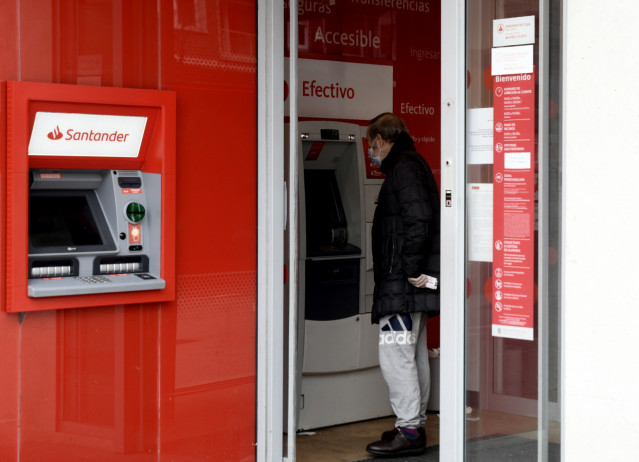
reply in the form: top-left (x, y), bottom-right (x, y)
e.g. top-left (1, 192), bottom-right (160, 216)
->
top-left (256, 0), bottom-right (285, 461)
top-left (440, 0), bottom-right (467, 460)
top-left (257, 1), bottom-right (557, 461)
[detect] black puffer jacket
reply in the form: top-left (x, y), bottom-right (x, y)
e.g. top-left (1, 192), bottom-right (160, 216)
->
top-left (371, 132), bottom-right (440, 324)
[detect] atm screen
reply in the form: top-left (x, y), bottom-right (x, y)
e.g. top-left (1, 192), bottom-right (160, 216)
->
top-left (29, 190), bottom-right (116, 254)
top-left (304, 169), bottom-right (346, 233)
top-left (304, 169), bottom-right (354, 255)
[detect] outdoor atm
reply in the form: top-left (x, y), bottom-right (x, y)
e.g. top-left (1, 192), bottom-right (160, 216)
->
top-left (28, 168), bottom-right (164, 297)
top-left (1, 81), bottom-right (176, 313)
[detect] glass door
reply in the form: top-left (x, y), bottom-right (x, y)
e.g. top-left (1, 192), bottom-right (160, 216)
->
top-left (462, 0), bottom-right (562, 461)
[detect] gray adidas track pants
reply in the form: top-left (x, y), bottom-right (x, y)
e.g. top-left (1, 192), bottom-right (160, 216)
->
top-left (378, 312), bottom-right (430, 428)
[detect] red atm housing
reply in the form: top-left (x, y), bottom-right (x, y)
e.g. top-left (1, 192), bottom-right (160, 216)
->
top-left (2, 81), bottom-right (176, 312)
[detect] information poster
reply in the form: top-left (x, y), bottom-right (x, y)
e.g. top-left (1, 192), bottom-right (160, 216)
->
top-left (491, 71), bottom-right (535, 341)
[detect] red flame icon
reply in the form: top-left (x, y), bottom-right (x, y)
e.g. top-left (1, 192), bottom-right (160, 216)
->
top-left (47, 126), bottom-right (63, 140)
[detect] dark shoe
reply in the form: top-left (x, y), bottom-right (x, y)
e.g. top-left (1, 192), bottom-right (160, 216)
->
top-left (380, 427), bottom-right (399, 441)
top-left (366, 428), bottom-right (426, 457)
top-left (380, 426), bottom-right (424, 441)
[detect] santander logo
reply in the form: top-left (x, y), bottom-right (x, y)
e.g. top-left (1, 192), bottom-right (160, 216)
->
top-left (47, 126), bottom-right (63, 140)
top-left (45, 124), bottom-right (132, 143)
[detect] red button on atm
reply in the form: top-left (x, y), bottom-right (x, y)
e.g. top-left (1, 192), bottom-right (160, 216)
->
top-left (129, 223), bottom-right (142, 244)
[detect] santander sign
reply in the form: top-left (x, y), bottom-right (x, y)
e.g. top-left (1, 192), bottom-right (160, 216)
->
top-left (29, 112), bottom-right (147, 158)
top-left (46, 124), bottom-right (132, 143)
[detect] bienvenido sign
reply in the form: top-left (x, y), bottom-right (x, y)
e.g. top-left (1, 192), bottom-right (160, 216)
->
top-left (491, 70), bottom-right (536, 341)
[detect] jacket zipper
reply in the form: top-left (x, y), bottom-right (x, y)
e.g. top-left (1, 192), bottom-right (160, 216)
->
top-left (389, 239), bottom-right (395, 275)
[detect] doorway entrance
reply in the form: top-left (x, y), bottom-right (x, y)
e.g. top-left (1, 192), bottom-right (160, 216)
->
top-left (257, 0), bottom-right (563, 461)
top-left (281, 2), bottom-right (442, 460)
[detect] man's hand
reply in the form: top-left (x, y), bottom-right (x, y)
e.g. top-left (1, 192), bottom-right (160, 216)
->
top-left (408, 274), bottom-right (428, 288)
top-left (408, 274), bottom-right (438, 290)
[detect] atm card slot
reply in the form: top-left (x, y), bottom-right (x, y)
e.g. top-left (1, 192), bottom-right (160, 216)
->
top-left (118, 176), bottom-right (142, 188)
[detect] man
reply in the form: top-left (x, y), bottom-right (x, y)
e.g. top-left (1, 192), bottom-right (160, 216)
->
top-left (365, 113), bottom-right (440, 457)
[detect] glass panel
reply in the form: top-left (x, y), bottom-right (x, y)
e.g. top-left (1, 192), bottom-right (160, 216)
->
top-left (464, 0), bottom-right (561, 460)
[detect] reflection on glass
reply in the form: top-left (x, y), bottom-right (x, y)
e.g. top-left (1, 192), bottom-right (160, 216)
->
top-left (15, 1), bottom-right (257, 461)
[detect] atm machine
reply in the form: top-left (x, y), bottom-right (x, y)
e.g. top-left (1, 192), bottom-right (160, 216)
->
top-left (1, 80), bottom-right (175, 313)
top-left (27, 168), bottom-right (164, 298)
top-left (294, 120), bottom-right (392, 430)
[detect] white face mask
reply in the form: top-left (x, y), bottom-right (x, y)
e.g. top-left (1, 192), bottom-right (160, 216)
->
top-left (368, 137), bottom-right (381, 166)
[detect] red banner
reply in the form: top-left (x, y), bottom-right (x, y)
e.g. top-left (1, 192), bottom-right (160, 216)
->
top-left (492, 72), bottom-right (535, 341)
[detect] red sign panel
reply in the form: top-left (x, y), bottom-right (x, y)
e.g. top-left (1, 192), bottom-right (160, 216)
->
top-left (492, 72), bottom-right (535, 341)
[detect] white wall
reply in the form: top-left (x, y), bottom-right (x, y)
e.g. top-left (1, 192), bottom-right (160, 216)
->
top-left (564, 1), bottom-right (639, 460)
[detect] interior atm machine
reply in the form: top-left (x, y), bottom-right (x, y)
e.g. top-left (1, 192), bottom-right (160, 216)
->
top-left (295, 120), bottom-right (392, 430)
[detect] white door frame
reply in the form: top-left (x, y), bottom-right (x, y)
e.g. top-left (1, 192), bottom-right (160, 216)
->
top-left (256, 0), bottom-right (285, 461)
top-left (440, 0), bottom-right (467, 460)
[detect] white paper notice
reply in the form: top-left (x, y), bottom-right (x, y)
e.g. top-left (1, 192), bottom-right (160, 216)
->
top-left (493, 16), bottom-right (535, 47)
top-left (467, 108), bottom-right (494, 165)
top-left (505, 151), bottom-right (531, 169)
top-left (491, 45), bottom-right (533, 76)
top-left (467, 183), bottom-right (493, 262)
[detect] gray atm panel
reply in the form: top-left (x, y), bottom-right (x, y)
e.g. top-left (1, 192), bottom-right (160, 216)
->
top-left (27, 169), bottom-right (165, 298)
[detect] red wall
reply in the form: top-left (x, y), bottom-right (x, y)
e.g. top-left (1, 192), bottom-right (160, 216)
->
top-left (0, 1), bottom-right (256, 461)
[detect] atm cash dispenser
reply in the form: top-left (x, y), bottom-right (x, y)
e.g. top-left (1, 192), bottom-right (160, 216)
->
top-left (294, 121), bottom-right (392, 430)
top-left (1, 81), bottom-right (175, 313)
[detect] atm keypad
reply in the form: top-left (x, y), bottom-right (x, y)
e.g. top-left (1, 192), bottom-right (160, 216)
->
top-left (75, 275), bottom-right (112, 284)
